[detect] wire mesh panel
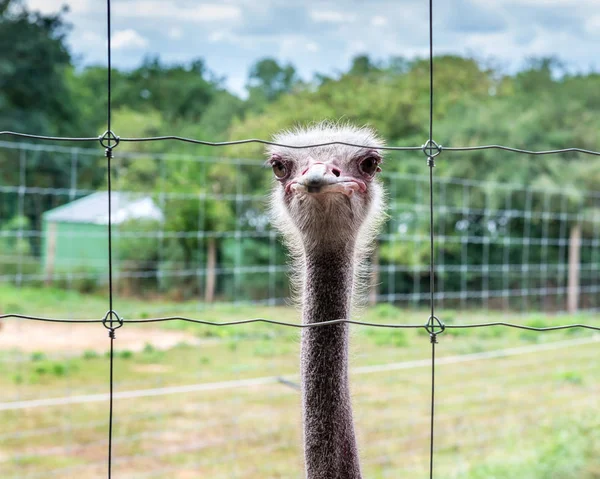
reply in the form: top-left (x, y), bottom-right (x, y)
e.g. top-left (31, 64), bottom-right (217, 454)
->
top-left (379, 172), bottom-right (600, 312)
top-left (2, 141), bottom-right (598, 316)
top-left (1, 0), bottom-right (600, 477)
top-left (1, 143), bottom-right (598, 478)
top-left (1, 326), bottom-right (598, 478)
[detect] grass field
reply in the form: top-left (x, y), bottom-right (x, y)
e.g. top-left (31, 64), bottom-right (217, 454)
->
top-left (0, 284), bottom-right (599, 478)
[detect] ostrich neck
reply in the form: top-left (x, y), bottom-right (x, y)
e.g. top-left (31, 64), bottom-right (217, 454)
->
top-left (301, 244), bottom-right (362, 479)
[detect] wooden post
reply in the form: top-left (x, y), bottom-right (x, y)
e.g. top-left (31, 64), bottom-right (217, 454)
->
top-left (204, 236), bottom-right (216, 303)
top-left (567, 222), bottom-right (581, 314)
top-left (45, 222), bottom-right (57, 285)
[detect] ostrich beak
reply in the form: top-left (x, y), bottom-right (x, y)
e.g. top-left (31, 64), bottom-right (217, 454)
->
top-left (301, 163), bottom-right (330, 193)
top-left (292, 163), bottom-right (365, 196)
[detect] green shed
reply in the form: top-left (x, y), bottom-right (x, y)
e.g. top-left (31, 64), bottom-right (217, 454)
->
top-left (42, 192), bottom-right (163, 279)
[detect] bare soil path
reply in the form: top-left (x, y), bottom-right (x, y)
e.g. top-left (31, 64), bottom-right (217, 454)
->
top-left (0, 320), bottom-right (199, 354)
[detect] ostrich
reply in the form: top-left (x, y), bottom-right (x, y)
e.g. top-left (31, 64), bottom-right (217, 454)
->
top-left (267, 122), bottom-right (387, 479)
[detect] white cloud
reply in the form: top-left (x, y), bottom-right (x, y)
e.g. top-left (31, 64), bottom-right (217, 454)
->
top-left (226, 74), bottom-right (247, 98)
top-left (310, 10), bottom-right (356, 23)
top-left (196, 4), bottom-right (241, 21)
top-left (114, 2), bottom-right (242, 22)
top-left (111, 29), bottom-right (149, 50)
top-left (167, 27), bottom-right (183, 40)
top-left (306, 42), bottom-right (320, 53)
top-left (22, 0), bottom-right (600, 88)
top-left (585, 15), bottom-right (600, 35)
top-left (346, 40), bottom-right (368, 56)
top-left (77, 30), bottom-right (104, 49)
top-left (208, 30), bottom-right (239, 44)
top-left (501, 0), bottom-right (596, 6)
top-left (371, 16), bottom-right (388, 27)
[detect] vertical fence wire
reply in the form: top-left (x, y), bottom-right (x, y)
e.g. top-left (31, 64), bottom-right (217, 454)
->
top-left (105, 0), bottom-right (116, 477)
top-left (426, 0), bottom-right (442, 478)
top-left (106, 1), bottom-right (114, 315)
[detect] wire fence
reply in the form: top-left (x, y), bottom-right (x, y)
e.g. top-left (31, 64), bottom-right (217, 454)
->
top-left (1, 141), bottom-right (599, 314)
top-left (1, 0), bottom-right (599, 477)
top-left (2, 334), bottom-right (599, 477)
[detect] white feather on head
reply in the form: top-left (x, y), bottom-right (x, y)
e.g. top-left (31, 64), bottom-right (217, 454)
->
top-left (267, 120), bottom-right (388, 312)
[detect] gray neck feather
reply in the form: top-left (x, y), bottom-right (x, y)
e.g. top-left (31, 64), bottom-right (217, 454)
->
top-left (301, 244), bottom-right (362, 479)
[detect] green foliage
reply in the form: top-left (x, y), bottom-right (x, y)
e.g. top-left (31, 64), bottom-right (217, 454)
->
top-left (0, 216), bottom-right (31, 255)
top-left (228, 55), bottom-right (494, 158)
top-left (0, 216), bottom-right (39, 279)
top-left (51, 266), bottom-right (101, 294)
top-left (363, 304), bottom-right (411, 346)
top-left (559, 370), bottom-right (584, 385)
top-left (112, 57), bottom-right (224, 124)
top-left (366, 328), bottom-right (409, 348)
top-left (29, 359), bottom-right (71, 380)
top-left (116, 218), bottom-right (162, 294)
top-left (444, 323), bottom-right (472, 338)
top-left (2, 5), bottom-right (600, 306)
top-left (468, 416), bottom-right (600, 479)
top-left (0, 0), bottom-right (77, 134)
top-left (519, 317), bottom-right (547, 342)
top-left (371, 303), bottom-right (402, 320)
top-left (246, 57), bottom-right (300, 108)
top-left (478, 325), bottom-right (507, 339)
top-left (82, 350), bottom-right (98, 360)
top-left (52, 363), bottom-right (66, 377)
top-left (30, 351), bottom-right (45, 362)
top-left (0, 1), bottom-right (105, 231)
top-left (119, 350), bottom-right (133, 360)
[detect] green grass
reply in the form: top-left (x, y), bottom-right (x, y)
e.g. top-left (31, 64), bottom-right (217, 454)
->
top-left (0, 283), bottom-right (599, 478)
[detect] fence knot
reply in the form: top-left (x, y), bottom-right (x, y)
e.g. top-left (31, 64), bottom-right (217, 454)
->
top-left (422, 139), bottom-right (442, 161)
top-left (99, 130), bottom-right (120, 158)
top-left (102, 310), bottom-right (123, 337)
top-left (425, 315), bottom-right (445, 343)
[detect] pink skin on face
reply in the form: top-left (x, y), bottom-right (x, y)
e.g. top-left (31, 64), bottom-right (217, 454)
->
top-left (285, 162), bottom-right (367, 196)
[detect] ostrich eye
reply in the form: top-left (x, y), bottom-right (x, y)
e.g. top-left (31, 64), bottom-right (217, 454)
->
top-left (359, 156), bottom-right (379, 176)
top-left (271, 160), bottom-right (288, 179)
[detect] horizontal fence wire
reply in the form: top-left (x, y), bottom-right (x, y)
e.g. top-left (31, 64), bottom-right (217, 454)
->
top-left (1, 130), bottom-right (600, 156)
top-left (1, 313), bottom-right (599, 331)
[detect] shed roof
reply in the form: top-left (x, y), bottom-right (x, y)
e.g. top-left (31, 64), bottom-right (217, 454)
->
top-left (43, 192), bottom-right (164, 225)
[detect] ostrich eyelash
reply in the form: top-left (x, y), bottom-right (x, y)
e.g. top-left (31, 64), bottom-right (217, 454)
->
top-left (267, 155), bottom-right (290, 180)
top-left (362, 150), bottom-right (382, 163)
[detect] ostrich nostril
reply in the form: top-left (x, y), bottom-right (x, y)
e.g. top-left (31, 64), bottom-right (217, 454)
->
top-left (332, 168), bottom-right (341, 177)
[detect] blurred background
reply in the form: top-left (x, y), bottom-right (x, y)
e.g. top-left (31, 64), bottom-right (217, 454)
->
top-left (1, 0), bottom-right (599, 477)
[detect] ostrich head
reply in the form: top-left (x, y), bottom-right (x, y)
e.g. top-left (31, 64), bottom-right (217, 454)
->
top-left (267, 122), bottom-right (386, 259)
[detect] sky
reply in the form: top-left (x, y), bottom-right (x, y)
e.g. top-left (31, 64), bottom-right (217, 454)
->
top-left (25, 0), bottom-right (600, 97)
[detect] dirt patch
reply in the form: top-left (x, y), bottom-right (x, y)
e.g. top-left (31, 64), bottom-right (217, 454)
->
top-left (0, 320), bottom-right (199, 354)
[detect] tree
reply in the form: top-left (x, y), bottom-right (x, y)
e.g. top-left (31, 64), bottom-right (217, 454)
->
top-left (115, 57), bottom-right (215, 122)
top-left (0, 0), bottom-right (78, 134)
top-left (228, 55), bottom-right (494, 158)
top-left (246, 58), bottom-right (300, 111)
top-left (0, 0), bottom-right (99, 239)
top-left (347, 54), bottom-right (380, 76)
